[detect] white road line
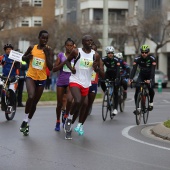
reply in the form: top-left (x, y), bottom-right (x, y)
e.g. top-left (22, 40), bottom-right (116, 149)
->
top-left (122, 125), bottom-right (170, 151)
top-left (162, 100), bottom-right (170, 103)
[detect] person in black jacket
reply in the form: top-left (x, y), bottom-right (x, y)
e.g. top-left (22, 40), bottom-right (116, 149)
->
top-left (101, 46), bottom-right (120, 116)
top-left (129, 44), bottom-right (156, 114)
top-left (17, 60), bottom-right (28, 107)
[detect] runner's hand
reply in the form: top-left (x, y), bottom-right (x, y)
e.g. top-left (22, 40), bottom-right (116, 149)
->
top-left (71, 66), bottom-right (76, 74)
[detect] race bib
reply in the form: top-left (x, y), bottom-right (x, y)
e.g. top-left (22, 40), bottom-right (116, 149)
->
top-left (32, 57), bottom-right (45, 70)
top-left (79, 57), bottom-right (93, 69)
top-left (63, 61), bottom-right (74, 72)
top-left (91, 70), bottom-right (96, 81)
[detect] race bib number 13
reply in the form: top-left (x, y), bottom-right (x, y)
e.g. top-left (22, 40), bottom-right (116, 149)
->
top-left (32, 57), bottom-right (45, 70)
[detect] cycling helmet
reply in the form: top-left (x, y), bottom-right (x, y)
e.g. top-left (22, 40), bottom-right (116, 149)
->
top-left (105, 46), bottom-right (115, 54)
top-left (3, 44), bottom-right (14, 51)
top-left (115, 52), bottom-right (123, 59)
top-left (140, 44), bottom-right (150, 53)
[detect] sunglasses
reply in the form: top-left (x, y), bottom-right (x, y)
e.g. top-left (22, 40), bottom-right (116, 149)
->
top-left (107, 52), bottom-right (114, 54)
top-left (141, 52), bottom-right (148, 54)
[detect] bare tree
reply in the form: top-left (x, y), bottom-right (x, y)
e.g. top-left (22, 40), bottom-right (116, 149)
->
top-left (0, 0), bottom-right (34, 30)
top-left (140, 10), bottom-right (170, 57)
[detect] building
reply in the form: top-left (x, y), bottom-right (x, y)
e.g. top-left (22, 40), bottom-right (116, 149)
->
top-left (0, 0), bottom-right (55, 53)
top-left (55, 0), bottom-right (129, 53)
top-left (125, 0), bottom-right (170, 79)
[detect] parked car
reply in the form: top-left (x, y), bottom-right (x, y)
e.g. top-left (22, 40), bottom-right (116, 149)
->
top-left (155, 70), bottom-right (168, 88)
top-left (133, 69), bottom-right (168, 88)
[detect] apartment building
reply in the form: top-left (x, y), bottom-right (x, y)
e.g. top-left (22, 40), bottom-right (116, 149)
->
top-left (0, 0), bottom-right (55, 53)
top-left (55, 0), bottom-right (129, 52)
top-left (125, 0), bottom-right (170, 79)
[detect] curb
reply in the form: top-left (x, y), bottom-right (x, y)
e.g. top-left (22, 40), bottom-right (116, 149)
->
top-left (23, 98), bottom-right (103, 106)
top-left (151, 123), bottom-right (170, 141)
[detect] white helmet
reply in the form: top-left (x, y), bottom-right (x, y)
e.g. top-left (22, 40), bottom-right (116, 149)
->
top-left (105, 46), bottom-right (115, 54)
top-left (115, 52), bottom-right (123, 59)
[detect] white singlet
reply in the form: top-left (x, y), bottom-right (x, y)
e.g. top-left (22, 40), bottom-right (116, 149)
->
top-left (69, 48), bottom-right (95, 88)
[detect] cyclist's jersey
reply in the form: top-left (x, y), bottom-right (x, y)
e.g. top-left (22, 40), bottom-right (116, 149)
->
top-left (102, 56), bottom-right (120, 79)
top-left (119, 59), bottom-right (130, 77)
top-left (26, 44), bottom-right (47, 80)
top-left (57, 52), bottom-right (74, 86)
top-left (2, 54), bottom-right (19, 77)
top-left (69, 48), bottom-right (95, 88)
top-left (130, 54), bottom-right (156, 80)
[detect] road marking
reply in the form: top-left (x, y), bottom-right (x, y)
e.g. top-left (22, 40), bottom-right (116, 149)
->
top-left (122, 125), bottom-right (170, 151)
top-left (162, 100), bottom-right (170, 103)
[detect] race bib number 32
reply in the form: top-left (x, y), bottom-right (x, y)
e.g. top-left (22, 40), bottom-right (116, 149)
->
top-left (32, 57), bottom-right (45, 70)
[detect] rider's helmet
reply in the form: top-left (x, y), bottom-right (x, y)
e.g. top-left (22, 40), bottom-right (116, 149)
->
top-left (115, 52), bottom-right (123, 59)
top-left (140, 44), bottom-right (150, 53)
top-left (105, 46), bottom-right (115, 54)
top-left (3, 44), bottom-right (14, 51)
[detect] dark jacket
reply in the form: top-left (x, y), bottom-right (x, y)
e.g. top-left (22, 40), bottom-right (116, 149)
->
top-left (19, 61), bottom-right (28, 80)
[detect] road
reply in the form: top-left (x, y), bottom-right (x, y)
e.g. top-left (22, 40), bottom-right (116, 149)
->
top-left (0, 90), bottom-right (170, 170)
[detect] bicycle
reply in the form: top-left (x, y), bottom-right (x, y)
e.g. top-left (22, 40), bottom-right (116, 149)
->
top-left (134, 82), bottom-right (150, 125)
top-left (102, 79), bottom-right (115, 121)
top-left (118, 85), bottom-right (125, 112)
top-left (0, 75), bottom-right (18, 120)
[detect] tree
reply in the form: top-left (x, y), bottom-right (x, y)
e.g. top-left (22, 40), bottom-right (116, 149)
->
top-left (0, 0), bottom-right (34, 31)
top-left (140, 10), bottom-right (170, 58)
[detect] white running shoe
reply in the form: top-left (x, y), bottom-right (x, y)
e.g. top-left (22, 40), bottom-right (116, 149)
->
top-left (112, 109), bottom-right (118, 115)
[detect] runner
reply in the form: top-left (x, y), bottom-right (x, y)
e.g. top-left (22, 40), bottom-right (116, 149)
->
top-left (52, 38), bottom-right (75, 131)
top-left (63, 35), bottom-right (104, 139)
top-left (19, 30), bottom-right (53, 136)
top-left (74, 43), bottom-right (101, 135)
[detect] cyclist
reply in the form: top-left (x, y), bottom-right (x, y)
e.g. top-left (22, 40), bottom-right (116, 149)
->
top-left (20, 30), bottom-right (53, 136)
top-left (129, 44), bottom-right (156, 114)
top-left (101, 46), bottom-right (120, 115)
top-left (52, 38), bottom-right (75, 131)
top-left (115, 52), bottom-right (130, 99)
top-left (1, 44), bottom-right (20, 112)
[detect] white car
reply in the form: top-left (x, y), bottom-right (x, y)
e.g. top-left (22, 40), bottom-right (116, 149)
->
top-left (133, 69), bottom-right (168, 88)
top-left (155, 70), bottom-right (168, 88)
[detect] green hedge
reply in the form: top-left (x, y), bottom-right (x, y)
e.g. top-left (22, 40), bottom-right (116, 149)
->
top-left (22, 91), bottom-right (102, 102)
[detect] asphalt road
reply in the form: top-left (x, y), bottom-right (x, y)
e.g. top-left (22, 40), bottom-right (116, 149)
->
top-left (0, 90), bottom-right (170, 170)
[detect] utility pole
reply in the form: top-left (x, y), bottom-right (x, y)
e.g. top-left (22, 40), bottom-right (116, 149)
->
top-left (102, 0), bottom-right (108, 57)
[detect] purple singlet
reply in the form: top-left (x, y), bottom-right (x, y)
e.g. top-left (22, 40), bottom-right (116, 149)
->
top-left (57, 52), bottom-right (71, 86)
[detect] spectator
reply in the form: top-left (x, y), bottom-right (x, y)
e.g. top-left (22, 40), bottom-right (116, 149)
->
top-left (17, 60), bottom-right (28, 107)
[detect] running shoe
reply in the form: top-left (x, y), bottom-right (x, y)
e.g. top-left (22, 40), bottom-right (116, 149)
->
top-left (74, 123), bottom-right (82, 132)
top-left (64, 118), bottom-right (72, 132)
top-left (20, 121), bottom-right (29, 136)
top-left (148, 103), bottom-right (153, 111)
top-left (55, 122), bottom-right (60, 131)
top-left (65, 130), bottom-right (72, 140)
top-left (78, 125), bottom-right (84, 136)
top-left (112, 109), bottom-right (118, 116)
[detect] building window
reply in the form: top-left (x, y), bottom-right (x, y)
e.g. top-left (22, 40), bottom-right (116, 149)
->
top-left (33, 17), bottom-right (42, 26)
top-left (33, 0), bottom-right (43, 7)
top-left (21, 20), bottom-right (30, 27)
top-left (20, 0), bottom-right (31, 7)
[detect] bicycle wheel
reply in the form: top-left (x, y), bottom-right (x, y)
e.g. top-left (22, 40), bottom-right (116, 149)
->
top-left (135, 92), bottom-right (142, 125)
top-left (102, 90), bottom-right (109, 121)
top-left (143, 93), bottom-right (149, 124)
top-left (119, 87), bottom-right (125, 112)
top-left (5, 90), bottom-right (16, 121)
